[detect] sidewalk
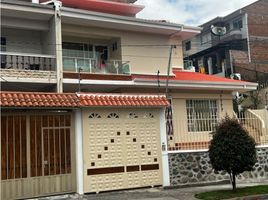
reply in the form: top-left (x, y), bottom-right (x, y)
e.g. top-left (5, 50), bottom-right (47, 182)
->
top-left (34, 182), bottom-right (268, 200)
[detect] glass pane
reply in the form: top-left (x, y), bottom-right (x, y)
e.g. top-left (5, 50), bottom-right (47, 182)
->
top-left (84, 44), bottom-right (94, 58)
top-left (63, 58), bottom-right (76, 72)
top-left (62, 42), bottom-right (84, 58)
top-left (77, 59), bottom-right (90, 72)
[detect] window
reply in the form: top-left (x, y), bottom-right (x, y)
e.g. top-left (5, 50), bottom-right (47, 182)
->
top-left (1, 37), bottom-right (6, 51)
top-left (1, 37), bottom-right (6, 68)
top-left (233, 19), bottom-right (243, 29)
top-left (185, 41), bottom-right (191, 51)
top-left (201, 33), bottom-right (211, 44)
top-left (62, 42), bottom-right (94, 72)
top-left (186, 100), bottom-right (219, 132)
top-left (225, 23), bottom-right (230, 32)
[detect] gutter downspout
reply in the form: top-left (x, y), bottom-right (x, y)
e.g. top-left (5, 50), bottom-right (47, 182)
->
top-left (245, 13), bottom-right (251, 63)
top-left (165, 45), bottom-right (176, 98)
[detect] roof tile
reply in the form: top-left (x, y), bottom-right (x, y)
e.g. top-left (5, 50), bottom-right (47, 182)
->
top-left (0, 92), bottom-right (169, 108)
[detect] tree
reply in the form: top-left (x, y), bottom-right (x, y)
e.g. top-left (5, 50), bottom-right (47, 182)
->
top-left (209, 116), bottom-right (257, 190)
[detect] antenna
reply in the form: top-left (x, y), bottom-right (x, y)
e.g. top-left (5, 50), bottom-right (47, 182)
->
top-left (211, 25), bottom-right (227, 36)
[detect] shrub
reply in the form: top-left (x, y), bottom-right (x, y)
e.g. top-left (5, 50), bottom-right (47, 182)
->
top-left (209, 116), bottom-right (257, 190)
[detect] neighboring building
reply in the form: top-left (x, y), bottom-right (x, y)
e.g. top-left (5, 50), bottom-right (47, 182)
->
top-left (0, 0), bottom-right (260, 199)
top-left (183, 0), bottom-right (268, 82)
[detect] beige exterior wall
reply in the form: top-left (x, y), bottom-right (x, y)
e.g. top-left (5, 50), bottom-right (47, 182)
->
top-left (62, 24), bottom-right (183, 75)
top-left (170, 91), bottom-right (234, 146)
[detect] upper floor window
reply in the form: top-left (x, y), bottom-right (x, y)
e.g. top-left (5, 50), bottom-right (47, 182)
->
top-left (1, 37), bottom-right (6, 52)
top-left (201, 33), bottom-right (211, 44)
top-left (62, 42), bottom-right (108, 72)
top-left (225, 23), bottom-right (230, 32)
top-left (233, 19), bottom-right (243, 29)
top-left (186, 99), bottom-right (219, 132)
top-left (185, 41), bottom-right (191, 51)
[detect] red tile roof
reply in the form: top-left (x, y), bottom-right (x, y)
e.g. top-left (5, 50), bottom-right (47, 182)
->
top-left (0, 92), bottom-right (78, 108)
top-left (0, 92), bottom-right (169, 108)
top-left (79, 93), bottom-right (169, 107)
top-left (133, 70), bottom-right (249, 83)
top-left (171, 71), bottom-right (248, 83)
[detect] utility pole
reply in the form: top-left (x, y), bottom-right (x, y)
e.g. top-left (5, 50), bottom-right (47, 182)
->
top-left (165, 45), bottom-right (176, 98)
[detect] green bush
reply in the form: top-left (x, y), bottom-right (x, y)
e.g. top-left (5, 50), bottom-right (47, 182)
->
top-left (209, 116), bottom-right (257, 190)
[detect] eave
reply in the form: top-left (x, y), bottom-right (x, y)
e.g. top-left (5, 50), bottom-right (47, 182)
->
top-left (61, 7), bottom-right (201, 36)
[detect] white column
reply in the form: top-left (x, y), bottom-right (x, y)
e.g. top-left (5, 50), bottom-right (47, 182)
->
top-left (54, 1), bottom-right (63, 93)
top-left (75, 109), bottom-right (84, 194)
top-left (159, 108), bottom-right (170, 187)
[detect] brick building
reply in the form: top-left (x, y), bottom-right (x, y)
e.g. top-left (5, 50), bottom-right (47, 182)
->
top-left (183, 0), bottom-right (268, 82)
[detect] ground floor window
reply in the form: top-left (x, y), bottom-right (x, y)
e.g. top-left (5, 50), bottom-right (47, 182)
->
top-left (186, 99), bottom-right (219, 132)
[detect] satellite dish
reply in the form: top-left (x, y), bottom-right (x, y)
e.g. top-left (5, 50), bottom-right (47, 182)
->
top-left (211, 25), bottom-right (227, 36)
top-left (230, 73), bottom-right (241, 80)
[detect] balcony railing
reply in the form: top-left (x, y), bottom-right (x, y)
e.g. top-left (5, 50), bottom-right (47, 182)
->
top-left (0, 52), bottom-right (56, 71)
top-left (212, 28), bottom-right (243, 46)
top-left (0, 52), bottom-right (57, 80)
top-left (63, 57), bottom-right (131, 75)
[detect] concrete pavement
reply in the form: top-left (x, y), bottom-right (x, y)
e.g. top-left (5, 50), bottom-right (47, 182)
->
top-left (33, 182), bottom-right (268, 200)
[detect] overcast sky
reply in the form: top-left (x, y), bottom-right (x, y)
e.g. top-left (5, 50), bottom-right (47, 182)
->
top-left (135, 0), bottom-right (258, 26)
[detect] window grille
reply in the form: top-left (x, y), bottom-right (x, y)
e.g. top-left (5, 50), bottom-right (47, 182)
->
top-left (186, 99), bottom-right (219, 132)
top-left (107, 113), bottom-right (119, 119)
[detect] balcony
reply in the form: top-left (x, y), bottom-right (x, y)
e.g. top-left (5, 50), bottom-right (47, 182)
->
top-left (213, 28), bottom-right (243, 46)
top-left (63, 57), bottom-right (131, 75)
top-left (0, 52), bottom-right (57, 81)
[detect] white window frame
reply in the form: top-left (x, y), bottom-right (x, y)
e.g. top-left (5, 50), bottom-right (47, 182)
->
top-left (186, 99), bottom-right (219, 132)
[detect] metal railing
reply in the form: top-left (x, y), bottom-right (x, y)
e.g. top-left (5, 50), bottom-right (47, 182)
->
top-left (63, 57), bottom-right (131, 75)
top-left (237, 110), bottom-right (266, 145)
top-left (0, 52), bottom-right (56, 71)
top-left (168, 111), bottom-right (268, 151)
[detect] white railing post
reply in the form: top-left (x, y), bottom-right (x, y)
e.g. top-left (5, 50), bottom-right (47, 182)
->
top-left (159, 108), bottom-right (170, 187)
top-left (75, 109), bottom-right (84, 195)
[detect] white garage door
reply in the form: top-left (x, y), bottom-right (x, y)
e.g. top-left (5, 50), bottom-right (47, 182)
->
top-left (83, 109), bottom-right (162, 193)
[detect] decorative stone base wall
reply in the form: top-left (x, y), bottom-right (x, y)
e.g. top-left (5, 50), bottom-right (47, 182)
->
top-left (168, 147), bottom-right (268, 186)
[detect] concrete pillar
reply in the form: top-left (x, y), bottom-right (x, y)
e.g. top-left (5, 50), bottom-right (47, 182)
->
top-left (208, 57), bottom-right (213, 75)
top-left (159, 108), bottom-right (170, 187)
top-left (75, 109), bottom-right (84, 194)
top-left (54, 1), bottom-right (63, 93)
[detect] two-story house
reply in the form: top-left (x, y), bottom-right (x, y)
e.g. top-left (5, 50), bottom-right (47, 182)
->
top-left (0, 0), bottom-right (259, 199)
top-left (183, 0), bottom-right (268, 82)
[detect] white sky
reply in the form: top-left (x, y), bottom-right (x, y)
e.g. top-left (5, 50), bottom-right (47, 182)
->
top-left (135, 0), bottom-right (258, 26)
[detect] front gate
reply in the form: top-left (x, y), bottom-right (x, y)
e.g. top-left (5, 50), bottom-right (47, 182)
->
top-left (1, 113), bottom-right (75, 200)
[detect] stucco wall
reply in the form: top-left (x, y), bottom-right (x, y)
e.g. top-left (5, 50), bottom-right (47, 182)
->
top-left (62, 24), bottom-right (183, 75)
top-left (2, 28), bottom-right (43, 54)
top-left (168, 147), bottom-right (268, 186)
top-left (170, 91), bottom-right (234, 145)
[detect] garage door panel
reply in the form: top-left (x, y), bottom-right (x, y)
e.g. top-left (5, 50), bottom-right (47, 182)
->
top-left (83, 109), bottom-right (162, 193)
